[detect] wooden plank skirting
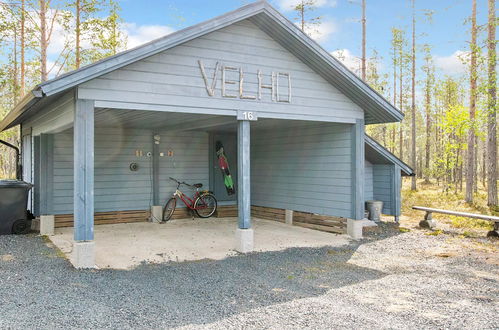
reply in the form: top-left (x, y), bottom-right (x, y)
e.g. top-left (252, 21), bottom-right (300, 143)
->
top-left (292, 211), bottom-right (347, 234)
top-left (54, 210), bottom-right (152, 228)
top-left (53, 206), bottom-right (348, 234)
top-left (252, 205), bottom-right (347, 234)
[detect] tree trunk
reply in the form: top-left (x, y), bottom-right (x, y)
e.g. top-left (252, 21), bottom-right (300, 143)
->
top-left (20, 0), bottom-right (25, 96)
top-left (75, 0), bottom-right (81, 68)
top-left (482, 140), bottom-right (487, 189)
top-left (410, 0), bottom-right (417, 191)
top-left (361, 0), bottom-right (366, 81)
top-left (466, 0), bottom-right (477, 203)
top-left (424, 66), bottom-right (431, 183)
top-left (487, 0), bottom-right (497, 206)
top-left (399, 49), bottom-right (403, 161)
top-left (12, 26), bottom-right (19, 104)
top-left (40, 0), bottom-right (48, 82)
top-left (301, 1), bottom-right (305, 31)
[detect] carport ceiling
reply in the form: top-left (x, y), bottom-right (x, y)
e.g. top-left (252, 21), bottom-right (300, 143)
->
top-left (95, 108), bottom-right (335, 133)
top-left (95, 108), bottom-right (235, 130)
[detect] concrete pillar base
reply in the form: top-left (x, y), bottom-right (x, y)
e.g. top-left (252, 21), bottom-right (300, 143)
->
top-left (73, 241), bottom-right (96, 269)
top-left (40, 215), bottom-right (55, 236)
top-left (150, 206), bottom-right (163, 223)
top-left (285, 210), bottom-right (293, 225)
top-left (347, 219), bottom-right (364, 239)
top-left (419, 219), bottom-right (437, 229)
top-left (235, 228), bottom-right (254, 253)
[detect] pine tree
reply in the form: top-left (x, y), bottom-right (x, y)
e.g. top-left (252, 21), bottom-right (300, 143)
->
top-left (410, 0), bottom-right (417, 190)
top-left (486, 0), bottom-right (497, 206)
top-left (422, 44), bottom-right (434, 183)
top-left (293, 0), bottom-right (322, 36)
top-left (466, 0), bottom-right (477, 202)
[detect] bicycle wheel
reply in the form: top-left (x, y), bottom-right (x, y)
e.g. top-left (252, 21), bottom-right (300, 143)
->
top-left (162, 197), bottom-right (176, 222)
top-left (194, 193), bottom-right (217, 218)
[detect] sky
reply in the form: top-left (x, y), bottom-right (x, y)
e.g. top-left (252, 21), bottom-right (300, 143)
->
top-left (112, 0), bottom-right (488, 81)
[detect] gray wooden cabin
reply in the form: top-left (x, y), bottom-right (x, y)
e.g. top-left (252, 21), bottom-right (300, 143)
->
top-left (0, 1), bottom-right (412, 267)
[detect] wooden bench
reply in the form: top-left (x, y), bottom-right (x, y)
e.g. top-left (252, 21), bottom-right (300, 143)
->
top-left (412, 206), bottom-right (499, 237)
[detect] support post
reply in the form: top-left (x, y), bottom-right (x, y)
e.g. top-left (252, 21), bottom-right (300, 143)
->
top-left (236, 120), bottom-right (253, 253)
top-left (348, 119), bottom-right (365, 239)
top-left (285, 209), bottom-right (294, 225)
top-left (152, 133), bottom-right (160, 206)
top-left (39, 134), bottom-right (54, 215)
top-left (393, 165), bottom-right (402, 222)
top-left (352, 119), bottom-right (365, 220)
top-left (73, 99), bottom-right (95, 268)
top-left (33, 136), bottom-right (40, 217)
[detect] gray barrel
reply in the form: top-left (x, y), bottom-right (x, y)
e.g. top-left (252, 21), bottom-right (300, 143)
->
top-left (365, 200), bottom-right (383, 221)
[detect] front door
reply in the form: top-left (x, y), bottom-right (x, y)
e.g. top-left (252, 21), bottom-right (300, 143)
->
top-left (212, 134), bottom-right (237, 202)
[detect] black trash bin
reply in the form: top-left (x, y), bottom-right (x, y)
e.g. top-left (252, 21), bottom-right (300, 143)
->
top-left (0, 180), bottom-right (33, 235)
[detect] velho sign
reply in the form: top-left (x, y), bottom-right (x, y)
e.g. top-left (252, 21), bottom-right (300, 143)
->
top-left (198, 60), bottom-right (291, 103)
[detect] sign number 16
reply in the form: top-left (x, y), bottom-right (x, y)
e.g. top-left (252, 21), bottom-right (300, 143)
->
top-left (238, 111), bottom-right (258, 121)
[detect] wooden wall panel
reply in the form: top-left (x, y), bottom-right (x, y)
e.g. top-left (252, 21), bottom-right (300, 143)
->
top-left (373, 164), bottom-right (394, 215)
top-left (251, 123), bottom-right (353, 218)
top-left (78, 20), bottom-right (363, 123)
top-left (51, 128), bottom-right (210, 215)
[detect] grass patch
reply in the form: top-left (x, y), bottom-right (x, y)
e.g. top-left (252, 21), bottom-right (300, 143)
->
top-left (425, 229), bottom-right (444, 236)
top-left (402, 179), bottom-right (497, 231)
top-left (399, 227), bottom-right (411, 233)
top-left (450, 216), bottom-right (492, 230)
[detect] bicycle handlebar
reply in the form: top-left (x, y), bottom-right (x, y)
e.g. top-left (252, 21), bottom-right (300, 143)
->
top-left (169, 177), bottom-right (192, 187)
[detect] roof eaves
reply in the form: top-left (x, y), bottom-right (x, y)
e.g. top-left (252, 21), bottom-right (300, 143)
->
top-left (365, 134), bottom-right (414, 175)
top-left (0, 88), bottom-right (43, 132)
top-left (257, 4), bottom-right (404, 123)
top-left (39, 1), bottom-right (267, 97)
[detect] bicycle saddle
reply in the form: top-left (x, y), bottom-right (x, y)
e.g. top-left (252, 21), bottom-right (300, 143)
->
top-left (193, 183), bottom-right (203, 188)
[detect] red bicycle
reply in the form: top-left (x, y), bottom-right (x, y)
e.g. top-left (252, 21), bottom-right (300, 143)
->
top-left (162, 177), bottom-right (218, 221)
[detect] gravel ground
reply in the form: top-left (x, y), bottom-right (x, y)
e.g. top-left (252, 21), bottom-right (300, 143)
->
top-left (0, 223), bottom-right (497, 329)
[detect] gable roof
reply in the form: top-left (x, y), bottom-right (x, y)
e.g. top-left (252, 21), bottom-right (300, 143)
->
top-left (365, 135), bottom-right (414, 176)
top-left (0, 0), bottom-right (403, 132)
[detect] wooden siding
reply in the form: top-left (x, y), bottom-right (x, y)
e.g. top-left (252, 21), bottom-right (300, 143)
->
top-left (373, 164), bottom-right (394, 215)
top-left (78, 20), bottom-right (363, 122)
top-left (23, 92), bottom-right (74, 136)
top-left (251, 123), bottom-right (353, 219)
top-left (51, 128), bottom-right (209, 214)
top-left (365, 160), bottom-right (374, 201)
top-left (157, 130), bottom-right (209, 206)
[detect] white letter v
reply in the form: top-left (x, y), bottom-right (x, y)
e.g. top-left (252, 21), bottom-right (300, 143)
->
top-left (198, 60), bottom-right (220, 97)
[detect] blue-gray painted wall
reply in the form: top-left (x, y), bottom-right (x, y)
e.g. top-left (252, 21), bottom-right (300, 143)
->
top-left (372, 164), bottom-right (402, 216)
top-left (364, 160), bottom-right (374, 201)
top-left (48, 123), bottom-right (357, 220)
top-left (251, 123), bottom-right (353, 219)
top-left (51, 127), bottom-right (208, 214)
top-left (77, 20), bottom-right (363, 123)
